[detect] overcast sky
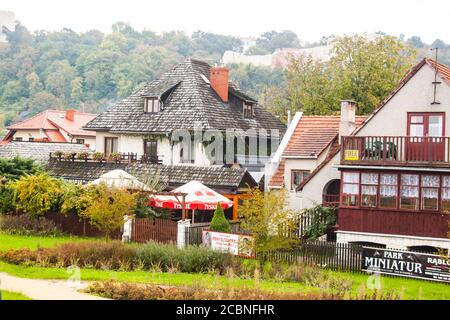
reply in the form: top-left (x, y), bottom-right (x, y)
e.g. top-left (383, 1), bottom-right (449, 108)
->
top-left (2, 0), bottom-right (450, 43)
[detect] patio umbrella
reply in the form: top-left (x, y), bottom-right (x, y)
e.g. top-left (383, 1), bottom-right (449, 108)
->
top-left (148, 181), bottom-right (233, 222)
top-left (89, 169), bottom-right (152, 191)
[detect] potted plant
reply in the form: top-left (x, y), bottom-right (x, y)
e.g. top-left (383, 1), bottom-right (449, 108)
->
top-left (108, 152), bottom-right (122, 163)
top-left (76, 151), bottom-right (90, 161)
top-left (53, 151), bottom-right (63, 161)
top-left (64, 152), bottom-right (76, 161)
top-left (92, 152), bottom-right (105, 162)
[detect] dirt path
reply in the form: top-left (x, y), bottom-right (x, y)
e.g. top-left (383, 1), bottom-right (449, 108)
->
top-left (0, 272), bottom-right (109, 300)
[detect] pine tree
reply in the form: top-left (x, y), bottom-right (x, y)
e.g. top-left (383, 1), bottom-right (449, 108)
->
top-left (209, 202), bottom-right (231, 233)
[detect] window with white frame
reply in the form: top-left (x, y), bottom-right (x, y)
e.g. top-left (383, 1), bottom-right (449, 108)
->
top-left (342, 172), bottom-right (360, 207)
top-left (421, 175), bottom-right (439, 211)
top-left (144, 97), bottom-right (160, 113)
top-left (380, 173), bottom-right (398, 209)
top-left (361, 173), bottom-right (378, 208)
top-left (400, 174), bottom-right (419, 210)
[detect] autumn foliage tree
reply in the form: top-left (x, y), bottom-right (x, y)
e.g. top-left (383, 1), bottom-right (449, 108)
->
top-left (267, 34), bottom-right (418, 122)
top-left (9, 173), bottom-right (63, 217)
top-left (239, 188), bottom-right (299, 255)
top-left (77, 183), bottom-right (136, 238)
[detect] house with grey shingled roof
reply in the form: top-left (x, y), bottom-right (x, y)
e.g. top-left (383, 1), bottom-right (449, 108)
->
top-left (83, 59), bottom-right (285, 170)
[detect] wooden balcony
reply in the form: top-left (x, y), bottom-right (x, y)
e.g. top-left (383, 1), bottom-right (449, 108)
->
top-left (341, 136), bottom-right (450, 167)
top-left (338, 208), bottom-right (450, 239)
top-left (49, 152), bottom-right (163, 165)
top-left (322, 194), bottom-right (340, 207)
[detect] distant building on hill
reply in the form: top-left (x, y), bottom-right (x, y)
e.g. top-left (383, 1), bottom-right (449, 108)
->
top-left (222, 44), bottom-right (332, 69)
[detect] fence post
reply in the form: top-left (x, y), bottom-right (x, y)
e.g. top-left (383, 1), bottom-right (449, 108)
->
top-left (122, 215), bottom-right (133, 243)
top-left (177, 219), bottom-right (190, 249)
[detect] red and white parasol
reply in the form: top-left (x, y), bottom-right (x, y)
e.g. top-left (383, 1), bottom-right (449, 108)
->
top-left (149, 181), bottom-right (233, 213)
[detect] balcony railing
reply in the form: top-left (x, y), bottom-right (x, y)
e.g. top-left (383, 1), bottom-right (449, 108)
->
top-left (49, 152), bottom-right (163, 165)
top-left (341, 136), bottom-right (450, 167)
top-left (322, 194), bottom-right (340, 207)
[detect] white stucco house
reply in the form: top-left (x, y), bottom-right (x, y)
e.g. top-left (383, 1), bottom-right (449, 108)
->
top-left (83, 58), bottom-right (285, 172)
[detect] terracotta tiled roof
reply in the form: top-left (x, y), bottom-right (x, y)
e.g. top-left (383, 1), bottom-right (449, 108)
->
top-left (6, 110), bottom-right (97, 142)
top-left (426, 57), bottom-right (450, 83)
top-left (45, 130), bottom-right (67, 142)
top-left (268, 158), bottom-right (285, 188)
top-left (283, 115), bottom-right (367, 158)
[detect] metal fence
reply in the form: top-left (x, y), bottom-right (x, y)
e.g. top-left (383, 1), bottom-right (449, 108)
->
top-left (261, 241), bottom-right (364, 272)
top-left (185, 221), bottom-right (243, 245)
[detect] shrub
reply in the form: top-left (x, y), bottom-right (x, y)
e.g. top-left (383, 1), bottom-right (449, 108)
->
top-left (0, 184), bottom-right (15, 214)
top-left (209, 202), bottom-right (231, 233)
top-left (239, 188), bottom-right (299, 255)
top-left (78, 183), bottom-right (136, 238)
top-left (0, 241), bottom-right (137, 270)
top-left (303, 205), bottom-right (337, 240)
top-left (0, 156), bottom-right (41, 181)
top-left (136, 241), bottom-right (233, 273)
top-left (87, 280), bottom-right (348, 300)
top-left (0, 214), bottom-right (62, 236)
top-left (9, 173), bottom-right (63, 217)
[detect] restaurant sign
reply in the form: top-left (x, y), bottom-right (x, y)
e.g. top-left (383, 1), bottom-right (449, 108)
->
top-left (344, 149), bottom-right (360, 161)
top-left (362, 247), bottom-right (450, 283)
top-left (202, 230), bottom-right (254, 258)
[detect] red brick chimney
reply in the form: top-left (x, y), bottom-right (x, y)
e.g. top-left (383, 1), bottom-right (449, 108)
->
top-left (210, 67), bottom-right (229, 102)
top-left (65, 109), bottom-right (75, 121)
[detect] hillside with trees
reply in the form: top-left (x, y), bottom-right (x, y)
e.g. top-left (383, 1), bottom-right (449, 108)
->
top-left (0, 20), bottom-right (449, 130)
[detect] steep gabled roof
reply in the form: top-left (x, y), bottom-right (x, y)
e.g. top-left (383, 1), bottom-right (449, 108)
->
top-left (353, 57), bottom-right (449, 135)
top-left (6, 110), bottom-right (97, 138)
top-left (84, 59), bottom-right (285, 133)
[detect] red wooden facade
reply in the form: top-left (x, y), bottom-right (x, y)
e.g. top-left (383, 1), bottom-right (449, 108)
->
top-left (338, 208), bottom-right (449, 239)
top-left (337, 169), bottom-right (450, 239)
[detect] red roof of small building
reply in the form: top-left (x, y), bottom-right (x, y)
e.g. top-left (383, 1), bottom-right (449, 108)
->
top-left (4, 110), bottom-right (97, 143)
top-left (283, 116), bottom-right (367, 158)
top-left (268, 115), bottom-right (367, 188)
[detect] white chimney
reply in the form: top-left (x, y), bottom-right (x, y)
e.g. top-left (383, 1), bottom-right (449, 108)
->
top-left (339, 100), bottom-right (356, 141)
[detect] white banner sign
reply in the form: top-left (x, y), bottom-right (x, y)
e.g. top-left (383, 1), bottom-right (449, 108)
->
top-left (202, 230), bottom-right (254, 258)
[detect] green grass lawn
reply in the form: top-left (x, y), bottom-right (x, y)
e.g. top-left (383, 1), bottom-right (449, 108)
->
top-left (0, 233), bottom-right (449, 300)
top-left (1, 290), bottom-right (32, 300)
top-left (0, 261), bottom-right (449, 300)
top-left (0, 233), bottom-right (98, 251)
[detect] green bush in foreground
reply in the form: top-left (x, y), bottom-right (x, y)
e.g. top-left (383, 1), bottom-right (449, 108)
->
top-left (87, 280), bottom-right (351, 300)
top-left (136, 241), bottom-right (231, 273)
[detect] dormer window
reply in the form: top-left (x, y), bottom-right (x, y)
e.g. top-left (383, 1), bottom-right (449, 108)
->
top-left (144, 97), bottom-right (161, 113)
top-left (243, 102), bottom-right (254, 119)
